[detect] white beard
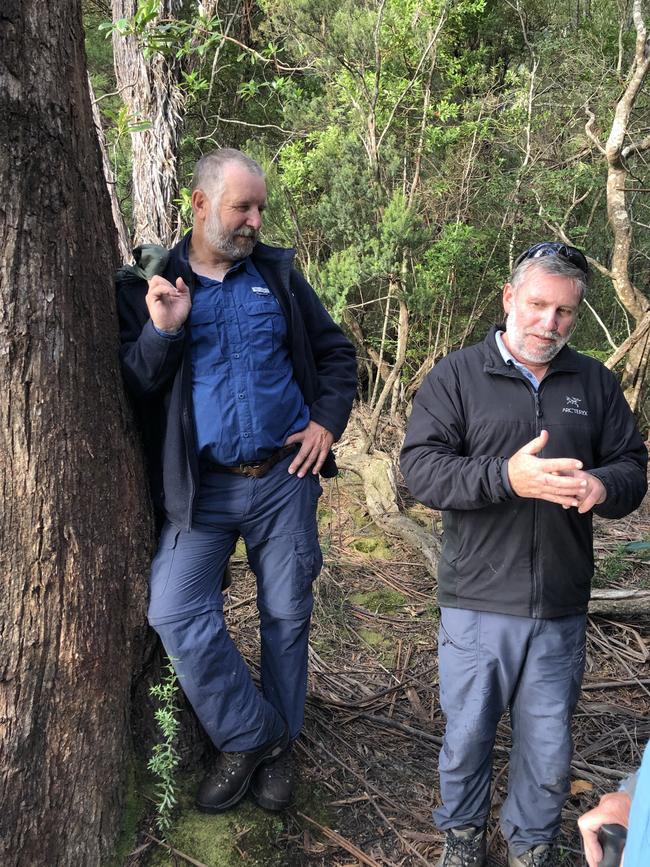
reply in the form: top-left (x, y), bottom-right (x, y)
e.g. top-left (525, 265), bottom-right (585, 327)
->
top-left (204, 207), bottom-right (258, 260)
top-left (505, 306), bottom-right (571, 364)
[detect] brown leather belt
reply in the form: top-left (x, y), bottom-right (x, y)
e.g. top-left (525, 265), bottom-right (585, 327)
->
top-left (203, 444), bottom-right (297, 479)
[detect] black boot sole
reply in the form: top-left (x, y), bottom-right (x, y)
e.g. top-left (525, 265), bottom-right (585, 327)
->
top-left (249, 783), bottom-right (292, 812)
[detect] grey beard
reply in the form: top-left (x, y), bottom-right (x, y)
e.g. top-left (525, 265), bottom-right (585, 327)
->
top-left (204, 216), bottom-right (258, 260)
top-left (505, 311), bottom-right (570, 364)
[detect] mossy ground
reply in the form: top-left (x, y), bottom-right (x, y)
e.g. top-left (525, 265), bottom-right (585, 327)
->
top-left (349, 588), bottom-right (407, 615)
top-left (139, 771), bottom-right (332, 867)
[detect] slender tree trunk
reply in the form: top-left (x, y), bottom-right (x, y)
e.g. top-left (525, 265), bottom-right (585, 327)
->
top-left (363, 289), bottom-right (409, 453)
top-left (0, 3), bottom-right (152, 864)
top-left (601, 0), bottom-right (650, 407)
top-left (89, 74), bottom-right (132, 262)
top-left (112, 0), bottom-right (185, 247)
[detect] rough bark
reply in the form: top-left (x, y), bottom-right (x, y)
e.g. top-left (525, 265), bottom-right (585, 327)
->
top-left (0, 3), bottom-right (152, 864)
top-left (111, 0), bottom-right (185, 247)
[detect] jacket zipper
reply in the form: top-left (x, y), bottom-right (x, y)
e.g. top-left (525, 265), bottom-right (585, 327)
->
top-left (531, 388), bottom-right (543, 618)
top-left (183, 271), bottom-right (196, 531)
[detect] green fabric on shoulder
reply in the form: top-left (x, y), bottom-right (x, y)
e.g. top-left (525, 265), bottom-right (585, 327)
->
top-left (118, 244), bottom-right (170, 281)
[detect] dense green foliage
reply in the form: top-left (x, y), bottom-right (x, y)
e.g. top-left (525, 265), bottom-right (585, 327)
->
top-left (86, 0), bottom-right (650, 409)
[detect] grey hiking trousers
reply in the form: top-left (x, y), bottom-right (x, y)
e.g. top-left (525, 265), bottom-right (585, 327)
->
top-left (434, 607), bottom-right (587, 855)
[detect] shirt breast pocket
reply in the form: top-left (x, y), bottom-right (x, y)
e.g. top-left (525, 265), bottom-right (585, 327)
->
top-left (242, 297), bottom-right (286, 364)
top-left (189, 307), bottom-right (223, 370)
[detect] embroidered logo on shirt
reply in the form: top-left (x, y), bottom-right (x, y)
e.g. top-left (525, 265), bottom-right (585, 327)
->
top-left (562, 395), bottom-right (588, 416)
top-left (251, 286), bottom-right (270, 295)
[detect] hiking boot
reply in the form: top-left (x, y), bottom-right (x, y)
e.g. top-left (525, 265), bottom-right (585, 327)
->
top-left (437, 826), bottom-right (487, 867)
top-left (196, 727), bottom-right (289, 813)
top-left (508, 844), bottom-right (559, 867)
top-left (250, 744), bottom-right (294, 811)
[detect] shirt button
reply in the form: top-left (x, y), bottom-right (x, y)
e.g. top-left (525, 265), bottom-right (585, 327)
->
top-left (233, 353), bottom-right (240, 359)
top-left (243, 432), bottom-right (250, 438)
top-left (238, 393), bottom-right (245, 399)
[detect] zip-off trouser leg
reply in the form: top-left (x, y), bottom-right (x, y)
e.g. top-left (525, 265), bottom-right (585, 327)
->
top-left (434, 607), bottom-right (586, 853)
top-left (147, 454), bottom-right (323, 752)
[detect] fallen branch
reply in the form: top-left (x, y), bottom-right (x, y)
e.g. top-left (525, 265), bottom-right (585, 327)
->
top-left (588, 588), bottom-right (650, 616)
top-left (144, 833), bottom-right (209, 867)
top-left (297, 812), bottom-right (384, 867)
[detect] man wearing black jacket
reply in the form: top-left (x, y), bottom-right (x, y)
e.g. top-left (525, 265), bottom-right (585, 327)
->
top-left (400, 243), bottom-right (647, 867)
top-left (117, 149), bottom-right (356, 813)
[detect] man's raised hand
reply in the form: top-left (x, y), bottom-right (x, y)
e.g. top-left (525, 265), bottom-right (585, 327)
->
top-left (507, 429), bottom-right (588, 508)
top-left (146, 276), bottom-right (191, 334)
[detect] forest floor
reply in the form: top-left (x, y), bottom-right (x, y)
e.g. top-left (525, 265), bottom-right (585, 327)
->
top-left (125, 452), bottom-right (650, 867)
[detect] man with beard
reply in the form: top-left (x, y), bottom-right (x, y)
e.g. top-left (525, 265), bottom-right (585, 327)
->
top-left (117, 149), bottom-right (357, 813)
top-left (400, 243), bottom-right (647, 867)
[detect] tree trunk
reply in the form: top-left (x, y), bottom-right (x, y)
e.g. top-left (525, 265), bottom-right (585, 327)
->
top-left (363, 291), bottom-right (409, 453)
top-left (89, 74), bottom-right (132, 263)
top-left (601, 0), bottom-right (650, 408)
top-left (0, 3), bottom-right (153, 865)
top-left (112, 0), bottom-right (185, 247)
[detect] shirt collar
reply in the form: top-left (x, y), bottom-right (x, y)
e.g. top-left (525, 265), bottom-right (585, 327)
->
top-left (495, 330), bottom-right (541, 390)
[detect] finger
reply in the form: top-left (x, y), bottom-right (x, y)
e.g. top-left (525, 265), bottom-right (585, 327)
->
top-left (176, 277), bottom-right (189, 293)
top-left (288, 440), bottom-right (317, 475)
top-left (582, 835), bottom-right (602, 867)
top-left (577, 489), bottom-right (600, 514)
top-left (542, 473), bottom-right (587, 492)
top-left (519, 429), bottom-right (549, 456)
top-left (295, 442), bottom-right (321, 477)
top-left (311, 441), bottom-right (330, 475)
top-left (284, 431), bottom-right (304, 447)
top-left (147, 282), bottom-right (178, 300)
top-left (540, 495), bottom-right (581, 508)
top-left (539, 458), bottom-right (584, 474)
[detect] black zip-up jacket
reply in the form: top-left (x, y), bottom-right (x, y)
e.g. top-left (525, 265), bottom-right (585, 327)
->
top-left (400, 327), bottom-right (647, 618)
top-left (117, 233), bottom-right (357, 530)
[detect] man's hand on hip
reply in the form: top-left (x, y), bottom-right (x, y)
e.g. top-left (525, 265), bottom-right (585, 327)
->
top-left (285, 421), bottom-right (334, 477)
top-left (507, 429), bottom-right (590, 507)
top-left (146, 275), bottom-right (191, 333)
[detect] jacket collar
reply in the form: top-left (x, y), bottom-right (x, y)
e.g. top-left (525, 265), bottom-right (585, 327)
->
top-left (168, 231), bottom-right (295, 285)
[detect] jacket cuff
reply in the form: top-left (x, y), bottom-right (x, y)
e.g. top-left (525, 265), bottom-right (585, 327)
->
top-left (501, 459), bottom-right (516, 498)
top-left (153, 323), bottom-right (185, 340)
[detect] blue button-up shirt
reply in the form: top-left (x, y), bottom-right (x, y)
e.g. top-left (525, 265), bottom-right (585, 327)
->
top-left (189, 258), bottom-right (309, 465)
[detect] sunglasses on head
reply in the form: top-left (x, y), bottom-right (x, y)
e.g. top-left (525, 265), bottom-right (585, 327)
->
top-left (514, 242), bottom-right (589, 276)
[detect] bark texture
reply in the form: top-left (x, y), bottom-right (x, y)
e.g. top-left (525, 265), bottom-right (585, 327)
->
top-left (0, 3), bottom-right (152, 864)
top-left (112, 0), bottom-right (185, 247)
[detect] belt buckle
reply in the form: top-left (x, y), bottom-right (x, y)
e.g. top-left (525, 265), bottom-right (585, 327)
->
top-left (240, 461), bottom-right (263, 477)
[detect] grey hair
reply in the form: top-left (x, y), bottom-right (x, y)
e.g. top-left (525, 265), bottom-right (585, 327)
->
top-left (191, 148), bottom-right (265, 202)
top-left (510, 255), bottom-right (588, 303)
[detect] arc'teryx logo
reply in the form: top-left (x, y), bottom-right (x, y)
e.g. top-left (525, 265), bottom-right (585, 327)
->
top-left (562, 395), bottom-right (588, 416)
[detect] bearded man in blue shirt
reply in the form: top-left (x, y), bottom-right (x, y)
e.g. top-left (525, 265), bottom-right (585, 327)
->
top-left (117, 149), bottom-right (357, 813)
